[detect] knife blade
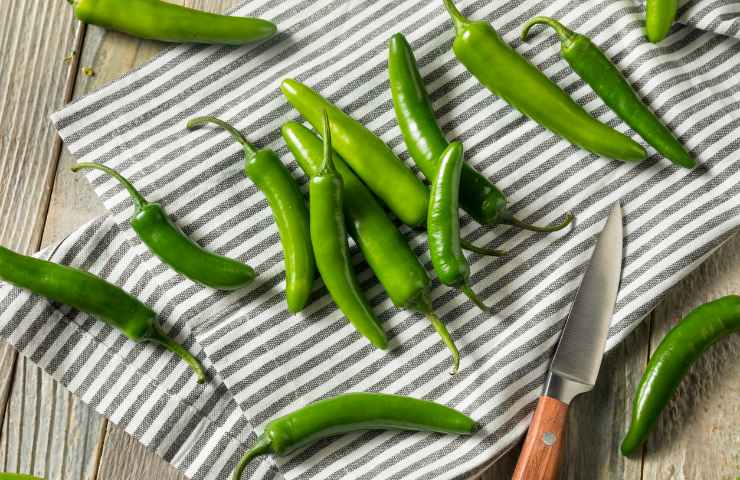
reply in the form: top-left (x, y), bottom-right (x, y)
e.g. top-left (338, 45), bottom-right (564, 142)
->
top-left (512, 203), bottom-right (623, 480)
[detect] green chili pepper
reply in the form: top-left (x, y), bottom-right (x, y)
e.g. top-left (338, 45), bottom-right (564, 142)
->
top-left (621, 295), bottom-right (740, 456)
top-left (187, 116), bottom-right (315, 313)
top-left (281, 79), bottom-right (429, 228)
top-left (521, 17), bottom-right (695, 169)
top-left (0, 246), bottom-right (206, 383)
top-left (67, 0), bottom-right (276, 45)
top-left (428, 141), bottom-right (491, 313)
top-left (71, 163), bottom-right (256, 291)
top-left (0, 474), bottom-right (45, 480)
top-left (281, 79), bottom-right (504, 257)
top-left (645, 0), bottom-right (679, 44)
top-left (442, 0), bottom-right (647, 162)
top-left (282, 122), bottom-right (460, 373)
top-left (308, 112), bottom-right (388, 349)
top-left (232, 392), bottom-right (476, 479)
top-left (388, 33), bottom-right (574, 231)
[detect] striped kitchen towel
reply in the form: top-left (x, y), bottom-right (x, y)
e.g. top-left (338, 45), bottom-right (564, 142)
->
top-left (3, 0), bottom-right (740, 478)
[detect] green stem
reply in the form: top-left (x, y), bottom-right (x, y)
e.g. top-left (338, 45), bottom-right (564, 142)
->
top-left (423, 310), bottom-right (460, 375)
top-left (71, 162), bottom-right (148, 210)
top-left (507, 212), bottom-right (574, 233)
top-left (187, 116), bottom-right (258, 158)
top-left (442, 0), bottom-right (469, 31)
top-left (460, 239), bottom-right (507, 257)
top-left (233, 435), bottom-right (273, 480)
top-left (147, 323), bottom-right (206, 384)
top-left (521, 16), bottom-right (577, 45)
top-left (461, 284), bottom-right (492, 313)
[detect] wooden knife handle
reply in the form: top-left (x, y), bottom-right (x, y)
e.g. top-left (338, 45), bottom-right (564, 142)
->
top-left (512, 395), bottom-right (569, 480)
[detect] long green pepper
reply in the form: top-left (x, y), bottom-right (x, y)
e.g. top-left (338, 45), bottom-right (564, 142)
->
top-left (645, 0), bottom-right (679, 44)
top-left (621, 295), bottom-right (740, 456)
top-left (187, 117), bottom-right (315, 313)
top-left (68, 0), bottom-right (277, 45)
top-left (522, 17), bottom-right (695, 169)
top-left (232, 392), bottom-right (476, 479)
top-left (0, 246), bottom-right (206, 383)
top-left (0, 473), bottom-right (45, 480)
top-left (428, 142), bottom-right (492, 312)
top-left (309, 112), bottom-right (388, 349)
top-left (388, 33), bottom-right (574, 230)
top-left (283, 122), bottom-right (460, 373)
top-left (442, 0), bottom-right (647, 162)
top-left (72, 163), bottom-right (256, 291)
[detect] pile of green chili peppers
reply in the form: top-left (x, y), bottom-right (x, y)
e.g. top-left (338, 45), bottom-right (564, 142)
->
top-left (0, 1), bottom-right (710, 477)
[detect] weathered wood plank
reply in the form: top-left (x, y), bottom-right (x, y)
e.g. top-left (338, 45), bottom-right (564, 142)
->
top-left (95, 426), bottom-right (186, 480)
top-left (0, 355), bottom-right (103, 479)
top-left (0, 0), bottom-right (79, 252)
top-left (0, 0), bottom-right (86, 476)
top-left (641, 234), bottom-right (740, 480)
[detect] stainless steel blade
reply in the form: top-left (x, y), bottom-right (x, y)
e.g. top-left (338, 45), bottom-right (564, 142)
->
top-left (545, 203), bottom-right (623, 404)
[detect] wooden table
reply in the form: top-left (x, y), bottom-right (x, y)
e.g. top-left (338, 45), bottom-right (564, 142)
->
top-left (1, 2), bottom-right (738, 478)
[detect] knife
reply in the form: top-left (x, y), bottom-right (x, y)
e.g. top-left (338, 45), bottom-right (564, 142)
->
top-left (512, 203), bottom-right (623, 480)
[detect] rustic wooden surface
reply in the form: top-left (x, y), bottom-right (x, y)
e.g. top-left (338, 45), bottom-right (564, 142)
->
top-left (0, 1), bottom-right (738, 479)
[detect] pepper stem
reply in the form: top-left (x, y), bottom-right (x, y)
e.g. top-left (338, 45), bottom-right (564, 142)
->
top-left (507, 212), bottom-right (574, 233)
top-left (146, 323), bottom-right (206, 384)
top-left (319, 110), bottom-right (336, 175)
top-left (461, 284), bottom-right (493, 313)
top-left (460, 239), bottom-right (506, 257)
top-left (233, 434), bottom-right (273, 480)
top-left (187, 116), bottom-right (258, 159)
top-left (521, 16), bottom-right (577, 45)
top-left (423, 309), bottom-right (460, 375)
top-left (71, 162), bottom-right (148, 210)
top-left (442, 0), bottom-right (468, 31)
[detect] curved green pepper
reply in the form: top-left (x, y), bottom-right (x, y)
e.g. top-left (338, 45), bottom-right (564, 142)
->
top-left (646, 0), bottom-right (679, 44)
top-left (388, 32), bottom-right (574, 230)
top-left (0, 246), bottom-right (206, 383)
top-left (232, 392), bottom-right (476, 479)
top-left (428, 142), bottom-right (491, 313)
top-left (187, 117), bottom-right (315, 313)
top-left (621, 295), bottom-right (740, 455)
top-left (68, 0), bottom-right (276, 45)
top-left (442, 0), bottom-right (647, 162)
top-left (283, 121), bottom-right (460, 373)
top-left (308, 112), bottom-right (388, 349)
top-left (72, 163), bottom-right (256, 291)
top-left (522, 17), bottom-right (694, 169)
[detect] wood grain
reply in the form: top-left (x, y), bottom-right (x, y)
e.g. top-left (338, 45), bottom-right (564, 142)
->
top-left (512, 396), bottom-right (569, 480)
top-left (0, 356), bottom-right (103, 479)
top-left (95, 426), bottom-right (185, 480)
top-left (0, 0), bottom-right (88, 477)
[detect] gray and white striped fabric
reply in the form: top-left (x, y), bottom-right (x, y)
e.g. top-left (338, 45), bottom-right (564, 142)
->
top-left (2, 0), bottom-right (739, 478)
